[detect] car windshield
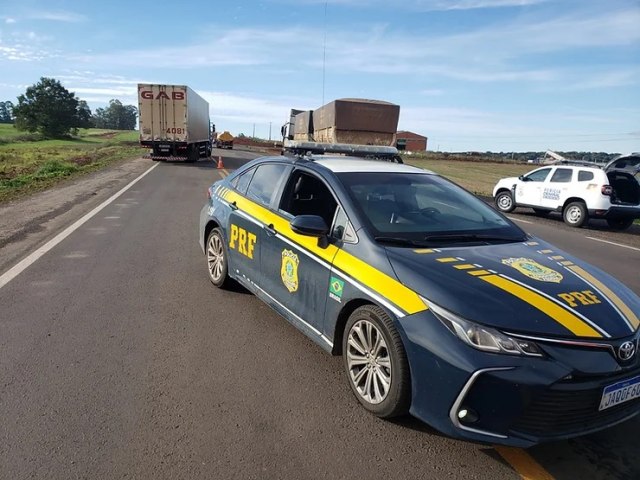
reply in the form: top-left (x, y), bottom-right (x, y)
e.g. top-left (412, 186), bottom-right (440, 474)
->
top-left (337, 172), bottom-right (526, 245)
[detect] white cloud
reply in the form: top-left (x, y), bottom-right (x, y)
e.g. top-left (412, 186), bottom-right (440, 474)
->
top-left (289, 0), bottom-right (549, 10)
top-left (5, 17), bottom-right (16, 24)
top-left (28, 11), bottom-right (87, 22)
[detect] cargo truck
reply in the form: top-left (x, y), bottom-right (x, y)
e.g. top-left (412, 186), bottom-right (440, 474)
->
top-left (138, 84), bottom-right (211, 162)
top-left (288, 98), bottom-right (400, 147)
top-left (215, 131), bottom-right (234, 149)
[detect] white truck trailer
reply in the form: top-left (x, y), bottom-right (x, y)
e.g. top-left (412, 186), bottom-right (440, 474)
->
top-left (138, 84), bottom-right (211, 162)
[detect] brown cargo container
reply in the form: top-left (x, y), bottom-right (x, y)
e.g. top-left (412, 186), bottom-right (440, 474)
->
top-left (312, 98), bottom-right (400, 146)
top-left (293, 110), bottom-right (314, 141)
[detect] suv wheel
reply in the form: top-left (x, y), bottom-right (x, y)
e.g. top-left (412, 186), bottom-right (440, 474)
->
top-left (563, 202), bottom-right (588, 227)
top-left (606, 217), bottom-right (634, 231)
top-left (495, 191), bottom-right (515, 213)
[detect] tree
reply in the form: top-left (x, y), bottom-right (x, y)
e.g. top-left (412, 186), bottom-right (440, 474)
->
top-left (12, 77), bottom-right (88, 138)
top-left (0, 101), bottom-right (14, 123)
top-left (77, 100), bottom-right (93, 128)
top-left (91, 99), bottom-right (137, 130)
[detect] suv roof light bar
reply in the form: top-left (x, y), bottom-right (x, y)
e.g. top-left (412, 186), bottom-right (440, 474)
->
top-left (283, 140), bottom-right (403, 163)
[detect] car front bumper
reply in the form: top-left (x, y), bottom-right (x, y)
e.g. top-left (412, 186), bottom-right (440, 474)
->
top-left (397, 310), bottom-right (640, 447)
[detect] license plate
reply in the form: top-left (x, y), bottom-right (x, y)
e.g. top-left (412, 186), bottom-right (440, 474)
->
top-left (599, 374), bottom-right (640, 411)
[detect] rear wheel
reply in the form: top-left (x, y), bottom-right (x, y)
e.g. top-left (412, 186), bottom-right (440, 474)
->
top-left (206, 228), bottom-right (232, 288)
top-left (606, 217), bottom-right (634, 230)
top-left (343, 305), bottom-right (410, 418)
top-left (495, 191), bottom-right (515, 213)
top-left (563, 201), bottom-right (588, 227)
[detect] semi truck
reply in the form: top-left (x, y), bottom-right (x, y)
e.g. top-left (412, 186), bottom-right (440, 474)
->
top-left (288, 98), bottom-right (400, 147)
top-left (138, 84), bottom-right (211, 162)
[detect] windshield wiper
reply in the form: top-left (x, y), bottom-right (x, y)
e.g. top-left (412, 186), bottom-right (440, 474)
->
top-left (374, 236), bottom-right (432, 247)
top-left (423, 233), bottom-right (525, 243)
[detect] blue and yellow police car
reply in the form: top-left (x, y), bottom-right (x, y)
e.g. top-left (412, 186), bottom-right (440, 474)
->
top-left (199, 141), bottom-right (640, 447)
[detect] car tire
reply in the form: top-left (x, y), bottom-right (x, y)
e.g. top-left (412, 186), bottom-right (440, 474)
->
top-left (495, 191), bottom-right (515, 213)
top-left (533, 208), bottom-right (549, 216)
top-left (563, 201), bottom-right (588, 227)
top-left (343, 305), bottom-right (410, 419)
top-left (606, 217), bottom-right (635, 230)
top-left (206, 227), bottom-right (232, 288)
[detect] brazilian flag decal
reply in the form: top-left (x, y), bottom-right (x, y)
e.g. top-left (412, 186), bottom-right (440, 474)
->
top-left (329, 277), bottom-right (344, 301)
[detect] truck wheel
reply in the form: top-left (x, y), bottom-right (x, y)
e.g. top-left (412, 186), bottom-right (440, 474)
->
top-left (343, 305), bottom-right (410, 418)
top-left (606, 217), bottom-right (634, 230)
top-left (563, 201), bottom-right (588, 227)
top-left (495, 191), bottom-right (515, 213)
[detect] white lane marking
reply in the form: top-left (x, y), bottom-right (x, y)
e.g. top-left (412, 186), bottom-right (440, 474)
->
top-left (507, 216), bottom-right (533, 224)
top-left (104, 216), bottom-right (120, 220)
top-left (0, 163), bottom-right (160, 290)
top-left (586, 236), bottom-right (640, 252)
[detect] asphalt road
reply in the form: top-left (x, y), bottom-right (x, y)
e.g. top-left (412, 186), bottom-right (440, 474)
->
top-left (1, 148), bottom-right (638, 479)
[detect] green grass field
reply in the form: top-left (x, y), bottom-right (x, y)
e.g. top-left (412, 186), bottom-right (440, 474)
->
top-left (403, 154), bottom-right (532, 196)
top-left (0, 124), bottom-right (141, 202)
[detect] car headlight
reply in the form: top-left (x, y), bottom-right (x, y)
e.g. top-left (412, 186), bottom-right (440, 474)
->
top-left (423, 298), bottom-right (543, 357)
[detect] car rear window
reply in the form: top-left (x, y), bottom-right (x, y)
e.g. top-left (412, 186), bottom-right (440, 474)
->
top-left (578, 170), bottom-right (594, 182)
top-left (246, 163), bottom-right (289, 207)
top-left (550, 168), bottom-right (573, 183)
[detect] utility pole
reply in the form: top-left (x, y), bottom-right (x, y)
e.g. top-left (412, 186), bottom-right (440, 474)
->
top-left (252, 123), bottom-right (255, 138)
top-left (269, 122), bottom-right (272, 141)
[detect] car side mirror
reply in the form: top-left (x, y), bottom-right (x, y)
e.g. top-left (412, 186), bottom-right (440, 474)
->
top-left (518, 175), bottom-right (524, 181)
top-left (290, 215), bottom-right (330, 247)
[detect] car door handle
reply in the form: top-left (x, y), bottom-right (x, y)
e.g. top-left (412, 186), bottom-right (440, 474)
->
top-left (229, 201), bottom-right (238, 211)
top-left (265, 224), bottom-right (277, 236)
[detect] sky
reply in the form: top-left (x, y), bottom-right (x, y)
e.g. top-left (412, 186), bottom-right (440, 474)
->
top-left (0, 0), bottom-right (638, 153)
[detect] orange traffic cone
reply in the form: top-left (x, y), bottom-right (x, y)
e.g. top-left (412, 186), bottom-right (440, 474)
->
top-left (216, 156), bottom-right (224, 169)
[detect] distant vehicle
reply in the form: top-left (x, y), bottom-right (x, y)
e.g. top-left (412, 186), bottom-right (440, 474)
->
top-left (287, 98), bottom-right (400, 146)
top-left (215, 131), bottom-right (234, 150)
top-left (493, 161), bottom-right (640, 229)
top-left (138, 84), bottom-right (211, 162)
top-left (199, 141), bottom-right (640, 447)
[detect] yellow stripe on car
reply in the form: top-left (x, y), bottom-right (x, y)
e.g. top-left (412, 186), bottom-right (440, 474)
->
top-left (567, 265), bottom-right (640, 329)
top-left (221, 189), bottom-right (427, 315)
top-left (479, 274), bottom-right (603, 338)
top-left (454, 264), bottom-right (476, 270)
top-left (436, 257), bottom-right (460, 263)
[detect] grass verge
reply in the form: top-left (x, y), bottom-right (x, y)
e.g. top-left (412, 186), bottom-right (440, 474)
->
top-left (0, 125), bottom-right (141, 203)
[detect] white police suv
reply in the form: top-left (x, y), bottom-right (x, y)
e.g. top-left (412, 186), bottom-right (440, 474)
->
top-left (493, 155), bottom-right (640, 229)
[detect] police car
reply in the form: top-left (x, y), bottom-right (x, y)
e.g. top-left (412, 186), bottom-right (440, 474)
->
top-left (199, 141), bottom-right (640, 447)
top-left (493, 156), bottom-right (640, 229)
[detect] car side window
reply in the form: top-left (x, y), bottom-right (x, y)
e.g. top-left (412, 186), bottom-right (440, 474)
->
top-left (331, 206), bottom-right (357, 243)
top-left (232, 168), bottom-right (256, 195)
top-left (550, 168), bottom-right (573, 183)
top-left (578, 170), bottom-right (594, 182)
top-left (246, 164), bottom-right (289, 207)
top-left (279, 171), bottom-right (338, 228)
top-left (525, 168), bottom-right (552, 182)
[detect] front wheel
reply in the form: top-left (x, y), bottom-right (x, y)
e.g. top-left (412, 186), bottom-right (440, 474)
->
top-left (206, 227), bottom-right (232, 288)
top-left (343, 305), bottom-right (410, 418)
top-left (563, 201), bottom-right (588, 227)
top-left (495, 191), bottom-right (515, 213)
top-left (606, 217), bottom-right (634, 230)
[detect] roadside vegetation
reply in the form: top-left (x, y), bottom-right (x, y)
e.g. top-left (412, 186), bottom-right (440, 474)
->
top-left (402, 152), bottom-right (532, 196)
top-left (0, 124), bottom-right (140, 202)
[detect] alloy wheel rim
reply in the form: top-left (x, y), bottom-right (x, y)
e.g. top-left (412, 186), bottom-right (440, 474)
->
top-left (347, 319), bottom-right (392, 404)
top-left (207, 234), bottom-right (224, 281)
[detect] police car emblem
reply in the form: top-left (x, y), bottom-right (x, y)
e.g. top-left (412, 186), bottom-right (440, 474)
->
top-left (501, 257), bottom-right (563, 283)
top-left (618, 341), bottom-right (636, 361)
top-left (281, 249), bottom-right (299, 293)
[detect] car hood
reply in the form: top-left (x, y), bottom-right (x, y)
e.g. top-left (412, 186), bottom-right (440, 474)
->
top-left (386, 239), bottom-right (640, 339)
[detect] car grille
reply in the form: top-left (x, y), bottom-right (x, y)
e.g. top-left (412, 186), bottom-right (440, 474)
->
top-left (510, 385), bottom-right (640, 437)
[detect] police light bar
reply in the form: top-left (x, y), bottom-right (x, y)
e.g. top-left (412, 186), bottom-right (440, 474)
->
top-left (283, 140), bottom-right (401, 161)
